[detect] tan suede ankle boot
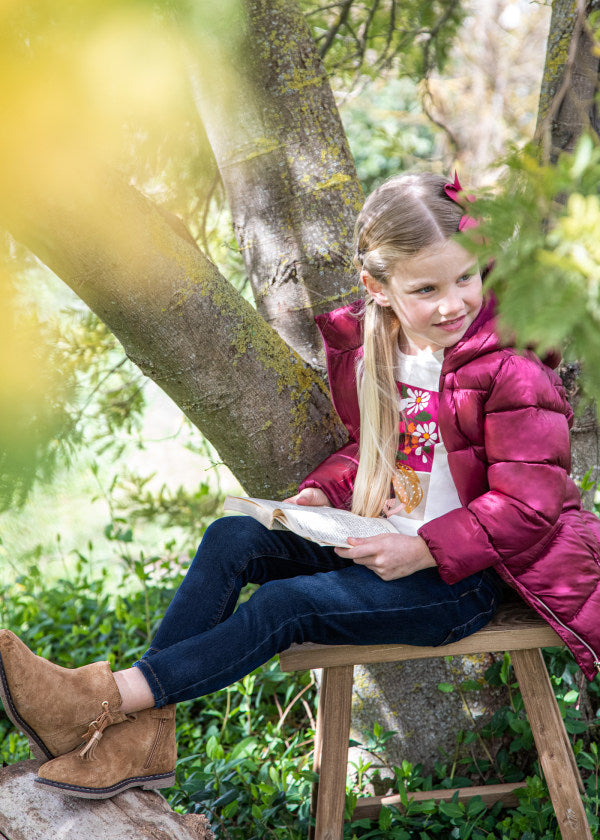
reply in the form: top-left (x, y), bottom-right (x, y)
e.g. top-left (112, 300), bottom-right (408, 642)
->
top-left (0, 629), bottom-right (126, 760)
top-left (36, 704), bottom-right (177, 798)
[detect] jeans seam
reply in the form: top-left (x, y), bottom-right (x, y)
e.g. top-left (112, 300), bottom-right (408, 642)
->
top-left (439, 603), bottom-right (496, 645)
top-left (438, 592), bottom-right (499, 646)
top-left (134, 659), bottom-right (168, 706)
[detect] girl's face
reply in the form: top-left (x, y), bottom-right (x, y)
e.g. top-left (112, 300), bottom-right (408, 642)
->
top-left (364, 239), bottom-right (483, 355)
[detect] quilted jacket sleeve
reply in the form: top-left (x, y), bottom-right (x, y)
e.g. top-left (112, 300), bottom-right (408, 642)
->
top-left (298, 441), bottom-right (359, 510)
top-left (418, 353), bottom-right (573, 584)
top-left (296, 304), bottom-right (364, 509)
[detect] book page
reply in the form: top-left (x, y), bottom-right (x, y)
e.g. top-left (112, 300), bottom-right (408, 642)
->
top-left (224, 496), bottom-right (400, 547)
top-left (275, 503), bottom-right (398, 547)
top-left (223, 496), bottom-right (276, 529)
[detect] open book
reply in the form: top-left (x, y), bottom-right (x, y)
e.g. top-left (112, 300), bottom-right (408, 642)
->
top-left (223, 496), bottom-right (399, 548)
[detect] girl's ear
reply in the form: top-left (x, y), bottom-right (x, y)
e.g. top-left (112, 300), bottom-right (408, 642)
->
top-left (361, 270), bottom-right (390, 307)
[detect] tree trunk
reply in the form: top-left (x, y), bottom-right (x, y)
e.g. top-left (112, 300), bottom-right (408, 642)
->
top-left (535, 0), bottom-right (600, 161)
top-left (0, 760), bottom-right (214, 840)
top-left (536, 0), bottom-right (600, 506)
top-left (185, 0), bottom-right (363, 367)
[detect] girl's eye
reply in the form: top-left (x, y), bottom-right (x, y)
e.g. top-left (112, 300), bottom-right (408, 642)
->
top-left (414, 285), bottom-right (435, 295)
top-left (458, 273), bottom-right (474, 283)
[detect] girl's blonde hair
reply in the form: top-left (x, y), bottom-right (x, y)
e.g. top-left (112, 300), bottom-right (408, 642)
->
top-left (351, 173), bottom-right (463, 518)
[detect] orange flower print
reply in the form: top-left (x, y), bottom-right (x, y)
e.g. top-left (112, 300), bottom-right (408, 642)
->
top-left (399, 421), bottom-right (419, 455)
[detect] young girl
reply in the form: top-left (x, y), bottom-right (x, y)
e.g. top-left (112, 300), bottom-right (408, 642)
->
top-left (1, 172), bottom-right (599, 799)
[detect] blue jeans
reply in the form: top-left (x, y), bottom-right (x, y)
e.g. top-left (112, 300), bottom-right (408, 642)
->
top-left (135, 516), bottom-right (503, 706)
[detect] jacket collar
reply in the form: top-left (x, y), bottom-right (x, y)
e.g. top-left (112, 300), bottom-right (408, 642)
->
top-left (441, 295), bottom-right (500, 374)
top-left (441, 294), bottom-right (562, 373)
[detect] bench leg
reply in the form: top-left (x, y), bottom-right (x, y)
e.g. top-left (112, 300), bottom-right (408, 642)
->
top-left (511, 648), bottom-right (592, 840)
top-left (311, 664), bottom-right (354, 840)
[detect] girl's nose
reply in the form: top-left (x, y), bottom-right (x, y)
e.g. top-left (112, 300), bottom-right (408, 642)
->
top-left (438, 290), bottom-right (463, 318)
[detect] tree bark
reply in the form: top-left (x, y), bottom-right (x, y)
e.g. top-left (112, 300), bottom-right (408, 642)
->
top-left (535, 0), bottom-right (600, 161)
top-left (185, 0), bottom-right (363, 366)
top-left (1, 172), bottom-right (346, 500)
top-left (536, 0), bottom-right (600, 505)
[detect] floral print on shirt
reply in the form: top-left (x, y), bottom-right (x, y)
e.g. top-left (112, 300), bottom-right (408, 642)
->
top-left (397, 383), bottom-right (439, 472)
top-left (402, 387), bottom-right (431, 415)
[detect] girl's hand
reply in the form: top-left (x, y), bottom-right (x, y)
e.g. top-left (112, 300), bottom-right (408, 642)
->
top-left (283, 487), bottom-right (331, 506)
top-left (335, 533), bottom-right (436, 581)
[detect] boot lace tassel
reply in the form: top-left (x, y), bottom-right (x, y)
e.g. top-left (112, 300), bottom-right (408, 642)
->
top-left (79, 700), bottom-right (114, 760)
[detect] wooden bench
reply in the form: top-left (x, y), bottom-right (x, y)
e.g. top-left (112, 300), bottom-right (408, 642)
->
top-left (279, 599), bottom-right (592, 840)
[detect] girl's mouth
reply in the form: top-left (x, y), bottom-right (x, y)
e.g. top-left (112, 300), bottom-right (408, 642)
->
top-left (435, 315), bottom-right (466, 332)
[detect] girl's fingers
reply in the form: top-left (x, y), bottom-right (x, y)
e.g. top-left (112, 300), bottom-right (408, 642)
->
top-left (336, 540), bottom-right (363, 556)
top-left (283, 488), bottom-right (329, 506)
top-left (336, 539), bottom-right (378, 563)
top-left (346, 537), bottom-right (382, 558)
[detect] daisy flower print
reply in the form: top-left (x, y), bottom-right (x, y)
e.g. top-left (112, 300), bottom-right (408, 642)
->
top-left (415, 422), bottom-right (438, 463)
top-left (401, 387), bottom-right (431, 416)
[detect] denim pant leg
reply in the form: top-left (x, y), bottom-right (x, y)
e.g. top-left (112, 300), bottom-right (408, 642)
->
top-left (135, 518), bottom-right (503, 707)
top-left (144, 516), bottom-right (354, 654)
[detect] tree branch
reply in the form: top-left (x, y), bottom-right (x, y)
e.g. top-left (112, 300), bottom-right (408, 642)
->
top-left (1, 172), bottom-right (347, 497)
top-left (318, 0), bottom-right (355, 58)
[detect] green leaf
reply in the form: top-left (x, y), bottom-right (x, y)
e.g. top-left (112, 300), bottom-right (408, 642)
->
top-left (230, 736), bottom-right (258, 759)
top-left (571, 133), bottom-right (594, 179)
top-left (378, 805), bottom-right (393, 831)
top-left (578, 752), bottom-right (597, 770)
top-left (439, 799), bottom-right (464, 818)
top-left (212, 788), bottom-right (238, 809)
top-left (500, 652), bottom-right (511, 685)
top-left (563, 689), bottom-right (579, 704)
top-left (466, 796), bottom-right (486, 817)
top-left (205, 735), bottom-right (225, 760)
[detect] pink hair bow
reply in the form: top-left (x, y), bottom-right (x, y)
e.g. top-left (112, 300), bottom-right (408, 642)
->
top-left (444, 171), bottom-right (478, 232)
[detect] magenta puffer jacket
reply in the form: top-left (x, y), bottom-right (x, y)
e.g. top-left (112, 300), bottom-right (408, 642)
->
top-left (299, 297), bottom-right (600, 680)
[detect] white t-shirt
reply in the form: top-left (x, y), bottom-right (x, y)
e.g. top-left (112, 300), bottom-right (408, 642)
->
top-left (386, 347), bottom-right (462, 536)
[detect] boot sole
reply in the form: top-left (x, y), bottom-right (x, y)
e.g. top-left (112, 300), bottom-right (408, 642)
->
top-left (0, 651), bottom-right (54, 762)
top-left (35, 771), bottom-right (176, 799)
